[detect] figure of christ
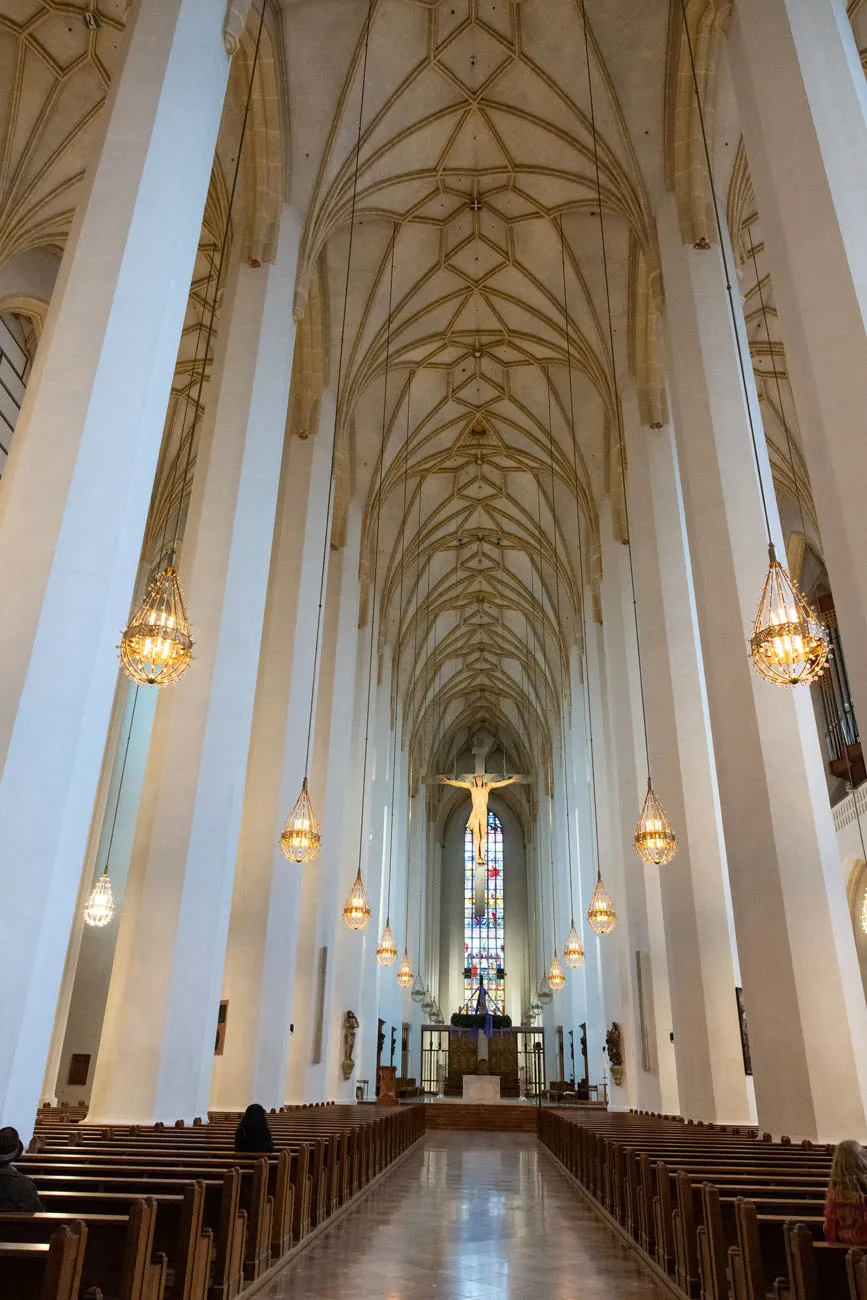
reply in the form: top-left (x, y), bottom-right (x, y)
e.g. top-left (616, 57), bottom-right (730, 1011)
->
top-left (438, 773), bottom-right (520, 864)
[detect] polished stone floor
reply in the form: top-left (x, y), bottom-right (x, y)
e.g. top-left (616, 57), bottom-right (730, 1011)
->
top-left (258, 1132), bottom-right (669, 1299)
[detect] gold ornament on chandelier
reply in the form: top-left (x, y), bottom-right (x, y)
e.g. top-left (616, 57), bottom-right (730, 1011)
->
top-left (587, 872), bottom-right (616, 936)
top-left (280, 778), bottom-right (321, 863)
top-left (343, 869), bottom-right (371, 930)
top-left (120, 566), bottom-right (193, 687)
top-left (749, 544), bottom-right (830, 687)
top-left (376, 922), bottom-right (398, 967)
top-left (562, 922), bottom-right (585, 969)
top-left (634, 779), bottom-right (677, 866)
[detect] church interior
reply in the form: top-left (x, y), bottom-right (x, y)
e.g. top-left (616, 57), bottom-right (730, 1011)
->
top-left (3, 0), bottom-right (867, 1296)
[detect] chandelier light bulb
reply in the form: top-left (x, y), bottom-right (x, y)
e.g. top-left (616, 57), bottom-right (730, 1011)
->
top-left (635, 780), bottom-right (677, 866)
top-left (376, 920), bottom-right (398, 967)
top-left (749, 543), bottom-right (830, 687)
top-left (548, 951), bottom-right (566, 992)
top-left (120, 565), bottom-right (193, 687)
top-left (83, 870), bottom-right (115, 928)
top-left (396, 950), bottom-right (414, 988)
top-left (587, 873), bottom-right (616, 935)
top-left (563, 922), bottom-right (585, 969)
top-left (343, 869), bottom-right (371, 930)
top-left (280, 778), bottom-right (321, 863)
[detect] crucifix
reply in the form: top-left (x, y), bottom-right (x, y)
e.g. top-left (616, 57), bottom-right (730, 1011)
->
top-left (434, 733), bottom-right (527, 919)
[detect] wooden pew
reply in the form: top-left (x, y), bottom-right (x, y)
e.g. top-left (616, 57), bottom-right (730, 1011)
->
top-left (0, 1221), bottom-right (86, 1300)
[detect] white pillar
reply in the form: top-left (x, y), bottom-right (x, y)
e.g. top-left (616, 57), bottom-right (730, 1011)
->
top-left (88, 217), bottom-right (299, 1125)
top-left (659, 194), bottom-right (867, 1141)
top-left (0, 0), bottom-right (230, 1132)
top-left (625, 411), bottom-right (751, 1124)
top-left (209, 395), bottom-right (336, 1112)
top-left (728, 0), bottom-right (867, 728)
top-left (598, 507), bottom-right (675, 1113)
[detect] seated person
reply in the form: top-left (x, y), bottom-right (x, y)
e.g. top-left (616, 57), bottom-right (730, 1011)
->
top-left (234, 1103), bottom-right (275, 1153)
top-left (0, 1127), bottom-right (43, 1211)
top-left (824, 1139), bottom-right (867, 1244)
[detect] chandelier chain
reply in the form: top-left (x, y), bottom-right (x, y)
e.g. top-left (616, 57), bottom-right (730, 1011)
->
top-left (582, 0), bottom-right (653, 780)
top-left (103, 685), bottom-right (140, 871)
top-left (676, 0), bottom-right (774, 545)
top-left (302, 0), bottom-right (375, 778)
top-left (355, 229), bottom-right (398, 876)
top-left (160, 1), bottom-right (267, 568)
top-left (558, 216), bottom-right (603, 891)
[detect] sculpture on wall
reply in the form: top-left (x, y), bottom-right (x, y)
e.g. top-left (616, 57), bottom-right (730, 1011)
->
top-left (605, 1021), bottom-right (624, 1087)
top-left (341, 1010), bottom-right (359, 1081)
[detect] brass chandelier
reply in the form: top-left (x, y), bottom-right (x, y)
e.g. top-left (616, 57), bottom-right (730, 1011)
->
top-left (547, 951), bottom-right (566, 992)
top-left (587, 871), bottom-right (617, 936)
top-left (121, 5), bottom-right (266, 689)
top-left (396, 950), bottom-right (414, 989)
top-left (679, 0), bottom-right (828, 690)
top-left (376, 922), bottom-right (398, 967)
top-left (563, 922), bottom-right (585, 969)
top-left (343, 869), bottom-right (371, 930)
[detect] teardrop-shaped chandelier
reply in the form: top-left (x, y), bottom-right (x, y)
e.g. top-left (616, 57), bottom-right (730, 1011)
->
top-left (396, 950), bottom-right (414, 988)
top-left (537, 977), bottom-right (553, 1006)
top-left (421, 992), bottom-right (434, 1014)
top-left (376, 921), bottom-right (397, 967)
top-left (634, 779), bottom-right (678, 866)
top-left (280, 778), bottom-right (320, 863)
top-left (588, 871), bottom-right (617, 936)
top-left (83, 870), bottom-right (115, 928)
top-left (562, 922), bottom-right (585, 969)
top-left (343, 868), bottom-right (371, 930)
top-left (749, 543), bottom-right (830, 686)
top-left (548, 951), bottom-right (566, 992)
top-left (120, 566), bottom-right (193, 687)
top-left (410, 973), bottom-right (426, 1002)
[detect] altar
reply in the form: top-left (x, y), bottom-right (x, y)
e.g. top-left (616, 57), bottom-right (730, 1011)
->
top-left (463, 1074), bottom-right (500, 1102)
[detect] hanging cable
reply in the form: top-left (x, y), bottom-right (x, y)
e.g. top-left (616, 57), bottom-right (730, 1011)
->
top-left (344, 225), bottom-right (399, 931)
top-left (281, 0), bottom-right (375, 863)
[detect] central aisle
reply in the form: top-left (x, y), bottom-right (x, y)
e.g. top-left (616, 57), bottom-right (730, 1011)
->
top-left (258, 1131), bottom-right (667, 1299)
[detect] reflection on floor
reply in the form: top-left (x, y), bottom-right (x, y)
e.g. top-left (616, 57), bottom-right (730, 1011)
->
top-left (257, 1130), bottom-right (669, 1299)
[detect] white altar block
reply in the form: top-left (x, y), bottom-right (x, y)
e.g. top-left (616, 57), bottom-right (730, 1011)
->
top-left (463, 1075), bottom-right (500, 1102)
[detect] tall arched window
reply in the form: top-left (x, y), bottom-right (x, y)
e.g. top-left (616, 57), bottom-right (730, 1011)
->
top-left (463, 811), bottom-right (505, 1010)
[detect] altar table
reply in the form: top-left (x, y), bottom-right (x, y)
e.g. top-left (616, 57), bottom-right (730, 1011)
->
top-left (462, 1074), bottom-right (501, 1102)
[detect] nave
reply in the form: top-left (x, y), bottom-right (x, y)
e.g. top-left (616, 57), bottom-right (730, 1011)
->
top-left (258, 1131), bottom-right (664, 1300)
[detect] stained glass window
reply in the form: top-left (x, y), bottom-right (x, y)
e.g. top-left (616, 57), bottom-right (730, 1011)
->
top-left (463, 810), bottom-right (505, 1011)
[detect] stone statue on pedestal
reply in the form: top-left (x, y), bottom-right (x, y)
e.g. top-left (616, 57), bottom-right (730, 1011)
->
top-left (341, 1010), bottom-right (359, 1081)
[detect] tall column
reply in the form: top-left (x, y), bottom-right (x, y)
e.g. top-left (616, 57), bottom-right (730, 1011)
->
top-left (598, 507), bottom-right (675, 1113)
top-left (88, 216), bottom-right (299, 1125)
top-left (728, 0), bottom-right (867, 727)
top-left (210, 395), bottom-right (336, 1112)
top-left (659, 194), bottom-right (867, 1140)
top-left (0, 0), bottom-right (230, 1131)
top-left (625, 409), bottom-right (751, 1124)
top-left (284, 515), bottom-right (367, 1102)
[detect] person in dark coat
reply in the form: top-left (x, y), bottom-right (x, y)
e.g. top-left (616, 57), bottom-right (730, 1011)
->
top-left (0, 1127), bottom-right (43, 1211)
top-left (234, 1104), bottom-right (275, 1153)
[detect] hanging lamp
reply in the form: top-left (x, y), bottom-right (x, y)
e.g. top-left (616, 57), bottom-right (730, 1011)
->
top-left (580, 9), bottom-right (677, 864)
top-left (410, 973), bottom-right (426, 1002)
top-left (537, 977), bottom-right (553, 1006)
top-left (84, 687), bottom-right (141, 928)
top-left (121, 5), bottom-right (267, 688)
top-left (587, 870), bottom-right (617, 936)
top-left (376, 921), bottom-right (398, 967)
top-left (343, 868), bottom-right (371, 930)
top-left (635, 778), bottom-right (677, 866)
top-left (563, 922), bottom-right (585, 969)
top-left (547, 951), bottom-right (566, 993)
top-left (421, 991), bottom-right (434, 1014)
top-left (396, 950), bottom-right (414, 989)
top-left (677, 0), bottom-right (828, 690)
top-left (280, 778), bottom-right (320, 863)
top-left (282, 1), bottom-right (376, 863)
